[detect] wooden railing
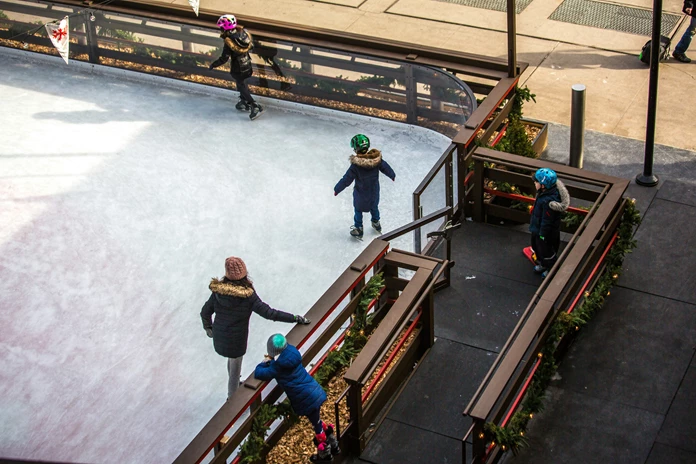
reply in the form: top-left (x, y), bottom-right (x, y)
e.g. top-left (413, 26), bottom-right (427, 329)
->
top-left (461, 148), bottom-right (630, 464)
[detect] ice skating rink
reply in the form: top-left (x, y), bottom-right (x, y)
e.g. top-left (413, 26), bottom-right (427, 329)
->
top-left (0, 49), bottom-right (450, 463)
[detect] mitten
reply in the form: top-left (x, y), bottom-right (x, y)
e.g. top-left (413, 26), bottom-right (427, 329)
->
top-left (295, 315), bottom-right (311, 324)
top-left (205, 328), bottom-right (213, 338)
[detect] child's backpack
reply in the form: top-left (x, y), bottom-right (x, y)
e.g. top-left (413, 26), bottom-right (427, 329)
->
top-left (639, 35), bottom-right (671, 64)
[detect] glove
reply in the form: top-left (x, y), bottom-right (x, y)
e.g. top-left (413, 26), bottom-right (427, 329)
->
top-left (334, 191), bottom-right (337, 196)
top-left (208, 63), bottom-right (215, 70)
top-left (205, 328), bottom-right (213, 338)
top-left (295, 315), bottom-right (310, 324)
top-left (539, 235), bottom-right (545, 241)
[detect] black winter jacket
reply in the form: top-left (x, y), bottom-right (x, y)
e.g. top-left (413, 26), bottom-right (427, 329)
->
top-left (529, 185), bottom-right (561, 237)
top-left (201, 279), bottom-right (295, 359)
top-left (210, 27), bottom-right (254, 78)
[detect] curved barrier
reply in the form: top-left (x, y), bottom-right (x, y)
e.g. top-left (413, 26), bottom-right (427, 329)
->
top-left (0, 0), bottom-right (477, 137)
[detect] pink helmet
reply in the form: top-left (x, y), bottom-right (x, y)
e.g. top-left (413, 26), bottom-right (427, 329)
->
top-left (217, 14), bottom-right (237, 31)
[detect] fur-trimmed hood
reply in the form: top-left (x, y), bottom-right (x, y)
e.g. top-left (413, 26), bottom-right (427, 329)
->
top-left (221, 27), bottom-right (253, 54)
top-left (349, 149), bottom-right (382, 169)
top-left (209, 278), bottom-right (254, 298)
top-left (549, 180), bottom-right (569, 212)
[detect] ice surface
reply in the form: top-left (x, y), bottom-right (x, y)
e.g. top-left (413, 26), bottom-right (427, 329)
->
top-left (0, 49), bottom-right (450, 463)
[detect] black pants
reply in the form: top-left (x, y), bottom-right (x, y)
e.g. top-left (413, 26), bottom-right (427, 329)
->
top-left (232, 74), bottom-right (255, 105)
top-left (531, 230), bottom-right (560, 269)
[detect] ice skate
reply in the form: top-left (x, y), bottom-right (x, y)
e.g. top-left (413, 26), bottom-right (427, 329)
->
top-left (350, 226), bottom-right (363, 240)
top-left (235, 99), bottom-right (251, 112)
top-left (310, 433), bottom-right (333, 462)
top-left (249, 103), bottom-right (264, 120)
top-left (371, 220), bottom-right (382, 233)
top-left (323, 423), bottom-right (341, 455)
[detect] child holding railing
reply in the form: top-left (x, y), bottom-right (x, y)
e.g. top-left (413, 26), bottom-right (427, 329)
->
top-left (254, 334), bottom-right (340, 462)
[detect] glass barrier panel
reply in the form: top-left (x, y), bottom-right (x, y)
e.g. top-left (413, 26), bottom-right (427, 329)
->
top-left (0, 0), bottom-right (476, 136)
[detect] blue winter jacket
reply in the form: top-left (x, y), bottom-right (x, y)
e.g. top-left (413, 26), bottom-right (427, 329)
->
top-left (529, 185), bottom-right (561, 237)
top-left (254, 344), bottom-right (327, 416)
top-left (334, 149), bottom-right (396, 212)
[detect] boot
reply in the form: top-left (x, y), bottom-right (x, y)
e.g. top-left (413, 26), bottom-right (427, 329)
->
top-left (533, 264), bottom-right (546, 274)
top-left (310, 432), bottom-right (333, 462)
top-left (371, 220), bottom-right (382, 233)
top-left (323, 423), bottom-right (341, 455)
top-left (235, 99), bottom-right (250, 112)
top-left (350, 226), bottom-right (363, 240)
top-left (249, 103), bottom-right (264, 120)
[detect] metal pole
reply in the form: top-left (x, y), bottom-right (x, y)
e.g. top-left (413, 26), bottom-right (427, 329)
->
top-left (637, 0), bottom-right (661, 187)
top-left (507, 0), bottom-right (517, 77)
top-left (569, 84), bottom-right (586, 168)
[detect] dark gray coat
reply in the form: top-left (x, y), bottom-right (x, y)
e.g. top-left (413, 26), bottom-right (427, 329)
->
top-left (200, 279), bottom-right (295, 359)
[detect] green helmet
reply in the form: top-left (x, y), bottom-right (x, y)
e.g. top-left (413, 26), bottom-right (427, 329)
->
top-left (350, 134), bottom-right (370, 153)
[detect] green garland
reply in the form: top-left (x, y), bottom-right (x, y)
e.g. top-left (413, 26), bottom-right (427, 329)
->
top-left (237, 273), bottom-right (385, 463)
top-left (484, 199), bottom-right (641, 455)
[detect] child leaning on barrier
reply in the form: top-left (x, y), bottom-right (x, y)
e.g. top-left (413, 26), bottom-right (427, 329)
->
top-left (254, 334), bottom-right (340, 462)
top-left (529, 168), bottom-right (563, 278)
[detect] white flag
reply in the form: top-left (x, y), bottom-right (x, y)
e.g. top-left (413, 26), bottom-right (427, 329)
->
top-left (188, 0), bottom-right (199, 16)
top-left (45, 16), bottom-right (69, 64)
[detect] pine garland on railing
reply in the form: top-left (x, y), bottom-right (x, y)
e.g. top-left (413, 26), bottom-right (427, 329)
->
top-left (237, 272), bottom-right (385, 463)
top-left (483, 199), bottom-right (641, 455)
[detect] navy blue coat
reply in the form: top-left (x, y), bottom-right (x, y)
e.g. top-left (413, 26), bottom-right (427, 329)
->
top-left (529, 185), bottom-right (561, 237)
top-left (334, 149), bottom-right (396, 212)
top-left (254, 345), bottom-right (327, 416)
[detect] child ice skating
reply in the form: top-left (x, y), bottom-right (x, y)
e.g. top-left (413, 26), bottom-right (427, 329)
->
top-left (334, 134), bottom-right (396, 240)
top-left (529, 168), bottom-right (562, 278)
top-left (255, 334), bottom-right (340, 462)
top-left (209, 14), bottom-right (264, 120)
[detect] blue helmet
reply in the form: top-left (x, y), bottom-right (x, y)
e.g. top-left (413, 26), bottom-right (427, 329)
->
top-left (534, 168), bottom-right (557, 189)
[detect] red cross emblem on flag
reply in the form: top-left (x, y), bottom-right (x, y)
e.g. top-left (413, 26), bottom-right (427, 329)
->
top-left (51, 28), bottom-right (66, 41)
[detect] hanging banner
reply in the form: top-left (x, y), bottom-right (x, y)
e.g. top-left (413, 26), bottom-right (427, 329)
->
top-left (188, 0), bottom-right (199, 16)
top-left (45, 16), bottom-right (69, 64)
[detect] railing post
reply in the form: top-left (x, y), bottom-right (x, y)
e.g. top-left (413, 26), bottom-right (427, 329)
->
top-left (84, 11), bottom-right (100, 64)
top-left (421, 286), bottom-right (435, 350)
top-left (414, 194), bottom-right (422, 254)
top-left (471, 418), bottom-right (486, 464)
top-left (350, 275), bottom-right (366, 300)
top-left (345, 380), bottom-right (364, 455)
top-left (405, 64), bottom-right (417, 124)
top-left (383, 262), bottom-right (400, 303)
top-left (473, 158), bottom-right (485, 222)
top-left (446, 150), bottom-right (454, 214)
top-left (456, 143), bottom-right (469, 219)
